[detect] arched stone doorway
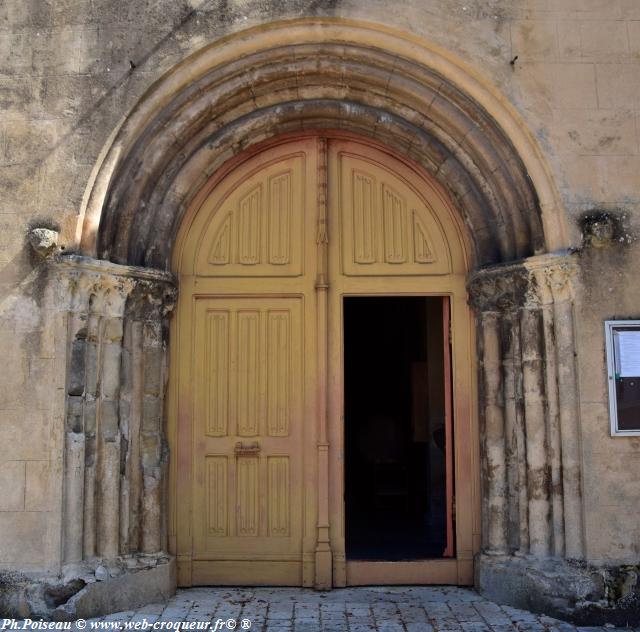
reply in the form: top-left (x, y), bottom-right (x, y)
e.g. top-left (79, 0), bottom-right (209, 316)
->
top-left (54, 18), bottom-right (585, 615)
top-left (170, 133), bottom-right (475, 588)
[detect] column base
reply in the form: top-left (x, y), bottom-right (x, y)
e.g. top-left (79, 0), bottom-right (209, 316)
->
top-left (314, 548), bottom-right (332, 590)
top-left (475, 553), bottom-right (640, 626)
top-left (0, 554), bottom-right (176, 621)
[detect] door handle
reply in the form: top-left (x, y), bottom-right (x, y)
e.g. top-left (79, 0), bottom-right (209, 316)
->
top-left (234, 441), bottom-right (261, 456)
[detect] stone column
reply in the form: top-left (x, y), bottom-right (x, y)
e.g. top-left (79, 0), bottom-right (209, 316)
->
top-left (95, 278), bottom-right (133, 559)
top-left (469, 277), bottom-right (509, 555)
top-left (546, 263), bottom-right (584, 560)
top-left (482, 310), bottom-right (509, 554)
top-left (125, 280), bottom-right (177, 555)
top-left (120, 318), bottom-right (143, 554)
top-left (62, 273), bottom-right (92, 564)
top-left (499, 287), bottom-right (528, 556)
top-left (519, 280), bottom-right (550, 556)
top-left (83, 292), bottom-right (101, 560)
top-left (529, 265), bottom-right (565, 557)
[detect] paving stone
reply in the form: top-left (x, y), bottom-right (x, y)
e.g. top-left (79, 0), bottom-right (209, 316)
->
top-left (406, 623), bottom-right (435, 632)
top-left (426, 602), bottom-right (453, 614)
top-left (90, 587), bottom-right (615, 632)
top-left (268, 610), bottom-right (295, 619)
top-left (321, 615), bottom-right (349, 624)
top-left (346, 604), bottom-right (371, 614)
top-left (488, 625), bottom-right (518, 632)
top-left (455, 604), bottom-right (485, 623)
top-left (460, 623), bottom-right (492, 632)
top-left (295, 605), bottom-right (319, 615)
top-left (214, 606), bottom-right (243, 621)
top-left (159, 607), bottom-right (191, 620)
top-left (129, 614), bottom-right (158, 623)
top-left (320, 603), bottom-right (347, 612)
top-left (515, 621), bottom-right (547, 631)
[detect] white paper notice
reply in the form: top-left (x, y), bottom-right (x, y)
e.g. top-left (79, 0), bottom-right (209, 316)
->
top-left (617, 331), bottom-right (640, 377)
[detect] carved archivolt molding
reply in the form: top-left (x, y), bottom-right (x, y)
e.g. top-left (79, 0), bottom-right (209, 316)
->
top-left (77, 19), bottom-right (568, 270)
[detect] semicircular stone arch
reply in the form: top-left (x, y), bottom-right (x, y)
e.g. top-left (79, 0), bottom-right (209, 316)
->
top-left (55, 19), bottom-right (588, 611)
top-left (78, 19), bottom-right (568, 271)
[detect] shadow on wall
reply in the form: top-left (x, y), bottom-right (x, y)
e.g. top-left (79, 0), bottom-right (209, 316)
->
top-left (6, 0), bottom-right (346, 252)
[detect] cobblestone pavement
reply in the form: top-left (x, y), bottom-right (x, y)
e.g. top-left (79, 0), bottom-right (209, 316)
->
top-left (87, 587), bottom-right (626, 631)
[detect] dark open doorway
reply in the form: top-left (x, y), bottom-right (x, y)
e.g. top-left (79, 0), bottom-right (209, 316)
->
top-left (344, 296), bottom-right (451, 561)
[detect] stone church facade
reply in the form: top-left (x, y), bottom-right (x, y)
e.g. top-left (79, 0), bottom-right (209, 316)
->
top-left (1, 0), bottom-right (639, 624)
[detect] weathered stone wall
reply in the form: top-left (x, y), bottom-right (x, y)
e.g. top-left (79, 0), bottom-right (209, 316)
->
top-left (1, 0), bottom-right (639, 580)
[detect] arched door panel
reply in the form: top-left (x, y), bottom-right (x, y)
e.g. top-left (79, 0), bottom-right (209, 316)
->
top-left (337, 151), bottom-right (453, 276)
top-left (192, 153), bottom-right (308, 277)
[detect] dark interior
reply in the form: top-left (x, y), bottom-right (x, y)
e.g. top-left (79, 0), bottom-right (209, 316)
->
top-left (344, 296), bottom-right (450, 561)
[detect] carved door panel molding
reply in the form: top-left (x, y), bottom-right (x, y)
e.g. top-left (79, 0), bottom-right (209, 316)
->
top-left (193, 154), bottom-right (306, 277)
top-left (338, 151), bottom-right (453, 276)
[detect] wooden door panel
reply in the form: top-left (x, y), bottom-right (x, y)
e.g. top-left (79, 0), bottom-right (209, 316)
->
top-left (192, 297), bottom-right (304, 575)
top-left (193, 153), bottom-right (307, 277)
top-left (338, 151), bottom-right (452, 276)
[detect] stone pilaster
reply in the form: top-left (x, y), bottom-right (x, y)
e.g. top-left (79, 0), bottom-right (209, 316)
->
top-left (56, 255), bottom-right (176, 566)
top-left (468, 254), bottom-right (583, 562)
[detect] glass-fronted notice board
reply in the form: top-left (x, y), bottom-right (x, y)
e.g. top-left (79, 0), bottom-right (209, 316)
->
top-left (605, 321), bottom-right (640, 435)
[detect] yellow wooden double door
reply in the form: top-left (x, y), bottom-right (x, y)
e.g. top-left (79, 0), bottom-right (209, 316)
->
top-left (170, 135), bottom-right (477, 588)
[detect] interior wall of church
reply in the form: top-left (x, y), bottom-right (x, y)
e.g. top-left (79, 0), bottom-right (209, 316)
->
top-left (1, 0), bottom-right (639, 573)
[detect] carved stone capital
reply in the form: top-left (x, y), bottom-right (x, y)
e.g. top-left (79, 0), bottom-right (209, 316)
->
top-left (521, 253), bottom-right (577, 298)
top-left (469, 253), bottom-right (579, 313)
top-left (522, 272), bottom-right (544, 310)
top-left (54, 254), bottom-right (177, 320)
top-left (127, 279), bottom-right (178, 321)
top-left (90, 275), bottom-right (136, 317)
top-left (467, 265), bottom-right (528, 314)
top-left (59, 271), bottom-right (94, 314)
top-left (544, 263), bottom-right (577, 302)
top-left (528, 268), bottom-right (553, 307)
